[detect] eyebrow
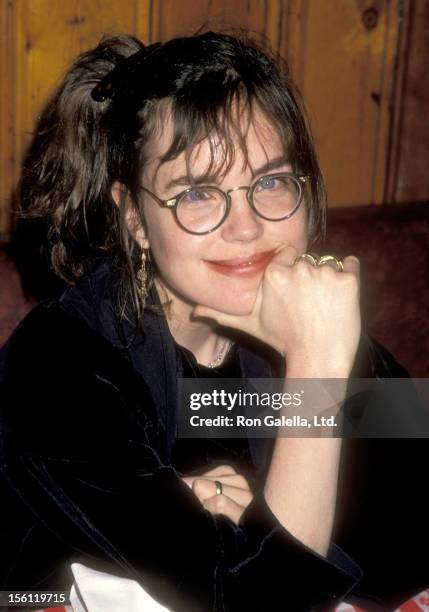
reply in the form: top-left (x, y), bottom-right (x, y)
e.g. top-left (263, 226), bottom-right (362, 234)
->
top-left (164, 156), bottom-right (290, 191)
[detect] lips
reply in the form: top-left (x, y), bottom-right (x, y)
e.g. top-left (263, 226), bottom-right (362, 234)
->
top-left (204, 250), bottom-right (276, 277)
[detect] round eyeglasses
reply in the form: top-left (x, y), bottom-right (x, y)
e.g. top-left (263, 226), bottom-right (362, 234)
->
top-left (140, 172), bottom-right (309, 235)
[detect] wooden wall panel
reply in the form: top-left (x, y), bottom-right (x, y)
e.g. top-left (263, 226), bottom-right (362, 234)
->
top-left (147, 0), bottom-right (401, 208)
top-left (1, 0), bottom-right (419, 239)
top-left (12, 0), bottom-right (149, 196)
top-left (1, 0), bottom-right (150, 240)
top-left (386, 1), bottom-right (429, 204)
top-left (149, 0), bottom-right (268, 42)
top-left (0, 0), bottom-right (14, 239)
top-left (283, 0), bottom-right (399, 207)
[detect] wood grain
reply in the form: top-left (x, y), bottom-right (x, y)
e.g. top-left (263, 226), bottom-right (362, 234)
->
top-left (387, 1), bottom-right (429, 204)
top-left (283, 0), bottom-right (400, 207)
top-left (0, 0), bottom-right (15, 239)
top-left (2, 0), bottom-right (423, 239)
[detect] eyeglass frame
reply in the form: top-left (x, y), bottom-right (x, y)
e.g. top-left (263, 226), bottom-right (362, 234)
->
top-left (139, 172), bottom-right (310, 235)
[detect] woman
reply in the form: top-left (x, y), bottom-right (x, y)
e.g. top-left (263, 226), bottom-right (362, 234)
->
top-left (0, 32), bottom-right (427, 612)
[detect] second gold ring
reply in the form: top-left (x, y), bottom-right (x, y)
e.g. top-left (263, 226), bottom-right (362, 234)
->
top-left (317, 254), bottom-right (344, 272)
top-left (294, 252), bottom-right (319, 267)
top-left (294, 252), bottom-right (344, 272)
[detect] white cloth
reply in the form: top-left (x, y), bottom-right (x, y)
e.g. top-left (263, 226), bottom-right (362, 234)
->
top-left (67, 562), bottom-right (429, 612)
top-left (69, 563), bottom-right (170, 612)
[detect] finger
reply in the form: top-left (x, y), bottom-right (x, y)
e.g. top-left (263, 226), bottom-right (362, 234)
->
top-left (342, 255), bottom-right (360, 275)
top-left (269, 243), bottom-right (300, 267)
top-left (191, 478), bottom-right (218, 501)
top-left (181, 477), bottom-right (194, 489)
top-left (192, 303), bottom-right (260, 337)
top-left (182, 466), bottom-right (251, 495)
top-left (191, 479), bottom-right (253, 506)
top-left (181, 465), bottom-right (238, 489)
top-left (195, 473), bottom-right (251, 491)
top-left (203, 494), bottom-right (245, 525)
top-left (260, 245), bottom-right (299, 290)
top-left (192, 304), bottom-right (242, 327)
top-left (200, 464), bottom-right (238, 477)
top-left (218, 484), bottom-right (253, 506)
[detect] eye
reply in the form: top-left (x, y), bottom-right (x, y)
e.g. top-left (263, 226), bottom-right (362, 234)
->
top-left (182, 189), bottom-right (212, 203)
top-left (257, 176), bottom-right (280, 191)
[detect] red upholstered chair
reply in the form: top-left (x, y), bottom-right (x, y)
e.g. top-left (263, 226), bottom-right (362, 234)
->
top-left (1, 202), bottom-right (428, 376)
top-left (324, 202), bottom-right (429, 377)
top-left (0, 247), bottom-right (35, 346)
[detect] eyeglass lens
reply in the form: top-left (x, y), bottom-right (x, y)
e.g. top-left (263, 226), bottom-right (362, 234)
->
top-left (176, 175), bottom-right (302, 234)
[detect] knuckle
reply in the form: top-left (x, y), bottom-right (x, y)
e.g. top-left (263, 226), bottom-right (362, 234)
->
top-left (193, 479), bottom-right (208, 497)
top-left (266, 263), bottom-right (287, 284)
top-left (293, 261), bottom-right (313, 278)
top-left (318, 264), bottom-right (336, 278)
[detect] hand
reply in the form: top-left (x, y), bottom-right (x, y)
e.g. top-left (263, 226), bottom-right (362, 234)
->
top-left (193, 246), bottom-right (361, 377)
top-left (182, 464), bottom-right (253, 526)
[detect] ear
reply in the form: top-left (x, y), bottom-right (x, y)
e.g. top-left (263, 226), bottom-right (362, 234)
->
top-left (111, 181), bottom-right (150, 249)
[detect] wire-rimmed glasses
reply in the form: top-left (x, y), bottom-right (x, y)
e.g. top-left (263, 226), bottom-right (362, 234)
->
top-left (140, 172), bottom-right (309, 235)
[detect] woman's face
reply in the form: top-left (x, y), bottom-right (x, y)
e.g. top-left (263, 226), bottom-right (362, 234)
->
top-left (139, 108), bottom-right (309, 318)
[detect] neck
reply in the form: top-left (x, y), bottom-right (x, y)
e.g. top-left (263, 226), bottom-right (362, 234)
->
top-left (155, 279), bottom-right (231, 367)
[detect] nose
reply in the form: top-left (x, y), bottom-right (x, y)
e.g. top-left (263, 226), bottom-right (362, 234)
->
top-left (220, 188), bottom-right (263, 243)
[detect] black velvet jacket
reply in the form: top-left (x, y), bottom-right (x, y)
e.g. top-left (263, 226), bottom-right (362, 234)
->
top-left (1, 259), bottom-right (428, 611)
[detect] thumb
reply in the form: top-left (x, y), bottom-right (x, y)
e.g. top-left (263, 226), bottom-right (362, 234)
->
top-left (192, 305), bottom-right (239, 328)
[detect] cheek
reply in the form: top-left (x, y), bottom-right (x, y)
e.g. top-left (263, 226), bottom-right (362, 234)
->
top-left (294, 206), bottom-right (309, 249)
top-left (144, 206), bottom-right (180, 261)
top-left (295, 220), bottom-right (309, 252)
top-left (144, 206), bottom-right (204, 277)
top-left (270, 208), bottom-right (309, 252)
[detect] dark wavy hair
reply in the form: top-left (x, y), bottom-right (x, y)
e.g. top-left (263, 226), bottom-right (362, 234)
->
top-left (18, 31), bottom-right (326, 323)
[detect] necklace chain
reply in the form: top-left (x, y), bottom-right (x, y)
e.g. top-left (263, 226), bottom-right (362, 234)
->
top-left (206, 339), bottom-right (233, 369)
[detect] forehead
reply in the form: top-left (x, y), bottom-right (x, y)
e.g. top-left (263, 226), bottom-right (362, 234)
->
top-left (143, 105), bottom-right (286, 186)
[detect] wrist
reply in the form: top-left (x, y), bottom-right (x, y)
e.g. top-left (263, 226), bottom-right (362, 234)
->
top-left (285, 354), bottom-right (353, 379)
top-left (287, 366), bottom-right (351, 379)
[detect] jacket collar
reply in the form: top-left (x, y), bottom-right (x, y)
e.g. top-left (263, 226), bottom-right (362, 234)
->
top-left (59, 258), bottom-right (276, 462)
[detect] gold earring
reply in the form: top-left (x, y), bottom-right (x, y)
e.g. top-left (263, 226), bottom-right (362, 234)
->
top-left (138, 249), bottom-right (149, 303)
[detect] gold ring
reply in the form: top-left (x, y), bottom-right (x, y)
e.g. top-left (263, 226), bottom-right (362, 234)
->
top-left (215, 480), bottom-right (223, 496)
top-left (294, 252), bottom-right (320, 267)
top-left (317, 255), bottom-right (344, 272)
